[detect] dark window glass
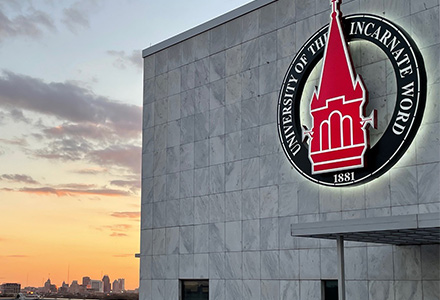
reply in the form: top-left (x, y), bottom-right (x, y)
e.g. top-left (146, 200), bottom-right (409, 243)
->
top-left (323, 280), bottom-right (338, 300)
top-left (181, 280), bottom-right (209, 300)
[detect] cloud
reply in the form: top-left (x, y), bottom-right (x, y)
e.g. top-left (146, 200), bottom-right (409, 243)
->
top-left (107, 50), bottom-right (143, 70)
top-left (61, 0), bottom-right (100, 34)
top-left (34, 137), bottom-right (92, 161)
top-left (71, 167), bottom-right (108, 175)
top-left (61, 183), bottom-right (96, 189)
top-left (90, 145), bottom-right (141, 174)
top-left (0, 71), bottom-right (142, 137)
top-left (103, 224), bottom-right (132, 231)
top-left (112, 254), bottom-right (133, 257)
top-left (44, 123), bottom-right (116, 141)
top-left (62, 7), bottom-right (89, 33)
top-left (110, 179), bottom-right (141, 193)
top-left (111, 212), bottom-right (140, 219)
top-left (17, 187), bottom-right (131, 197)
top-left (0, 174), bottom-right (39, 184)
top-left (0, 137), bottom-right (28, 147)
top-left (0, 71), bottom-right (142, 174)
top-left (9, 109), bottom-right (31, 123)
top-left (0, 7), bottom-right (55, 41)
top-left (5, 255), bottom-right (29, 258)
top-left (101, 224), bottom-right (132, 237)
top-left (110, 233), bottom-right (127, 237)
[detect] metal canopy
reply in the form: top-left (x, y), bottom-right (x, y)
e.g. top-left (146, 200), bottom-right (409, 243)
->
top-left (291, 213), bottom-right (440, 245)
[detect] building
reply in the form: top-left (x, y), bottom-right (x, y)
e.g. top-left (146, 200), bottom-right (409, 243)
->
top-left (102, 275), bottom-right (111, 293)
top-left (112, 280), bottom-right (121, 293)
top-left (118, 278), bottom-right (125, 291)
top-left (112, 278), bottom-right (125, 293)
top-left (58, 281), bottom-right (69, 294)
top-left (43, 279), bottom-right (57, 294)
top-left (0, 283), bottom-right (21, 295)
top-left (82, 276), bottom-right (91, 288)
top-left (90, 280), bottom-right (103, 293)
top-left (69, 280), bottom-right (82, 294)
top-left (141, 0), bottom-right (440, 299)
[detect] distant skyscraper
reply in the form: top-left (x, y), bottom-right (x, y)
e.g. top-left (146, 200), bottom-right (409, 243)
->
top-left (102, 275), bottom-right (111, 293)
top-left (90, 280), bottom-right (102, 292)
top-left (118, 279), bottom-right (125, 291)
top-left (111, 278), bottom-right (125, 293)
top-left (43, 279), bottom-right (57, 293)
top-left (112, 280), bottom-right (120, 293)
top-left (82, 276), bottom-right (91, 288)
top-left (58, 281), bottom-right (69, 294)
top-left (69, 280), bottom-right (81, 294)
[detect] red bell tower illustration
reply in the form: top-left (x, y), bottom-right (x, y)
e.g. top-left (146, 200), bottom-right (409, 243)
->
top-left (303, 0), bottom-right (376, 174)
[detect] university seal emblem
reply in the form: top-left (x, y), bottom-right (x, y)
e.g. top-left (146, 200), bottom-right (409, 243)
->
top-left (277, 0), bottom-right (426, 186)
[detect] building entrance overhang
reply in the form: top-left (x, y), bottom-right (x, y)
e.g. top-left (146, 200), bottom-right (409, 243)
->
top-left (291, 213), bottom-right (440, 245)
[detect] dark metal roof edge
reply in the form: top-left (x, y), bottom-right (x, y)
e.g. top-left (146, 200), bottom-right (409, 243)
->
top-left (142, 0), bottom-right (276, 58)
top-left (291, 213), bottom-right (439, 236)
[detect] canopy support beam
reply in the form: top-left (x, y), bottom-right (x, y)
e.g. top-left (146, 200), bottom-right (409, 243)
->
top-left (337, 235), bottom-right (346, 300)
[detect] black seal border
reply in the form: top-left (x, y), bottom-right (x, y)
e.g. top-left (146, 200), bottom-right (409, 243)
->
top-left (277, 14), bottom-right (427, 187)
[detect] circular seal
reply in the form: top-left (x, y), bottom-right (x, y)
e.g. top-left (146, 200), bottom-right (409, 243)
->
top-left (278, 14), bottom-right (427, 187)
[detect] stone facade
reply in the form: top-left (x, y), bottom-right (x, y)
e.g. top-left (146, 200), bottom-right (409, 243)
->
top-left (141, 0), bottom-right (440, 299)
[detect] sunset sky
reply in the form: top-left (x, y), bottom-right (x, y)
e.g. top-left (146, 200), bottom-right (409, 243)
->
top-left (0, 0), bottom-right (251, 290)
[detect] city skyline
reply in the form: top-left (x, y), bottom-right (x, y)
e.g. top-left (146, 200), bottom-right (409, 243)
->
top-left (2, 275), bottom-right (127, 290)
top-left (1, 275), bottom-right (131, 296)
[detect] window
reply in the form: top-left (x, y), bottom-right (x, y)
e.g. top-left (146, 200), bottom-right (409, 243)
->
top-left (322, 280), bottom-right (338, 300)
top-left (181, 280), bottom-right (209, 300)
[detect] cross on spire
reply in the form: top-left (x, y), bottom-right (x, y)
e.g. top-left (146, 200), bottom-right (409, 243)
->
top-left (331, 0), bottom-right (341, 18)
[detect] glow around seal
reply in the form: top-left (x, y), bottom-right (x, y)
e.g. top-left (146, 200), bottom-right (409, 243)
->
top-left (277, 0), bottom-right (427, 187)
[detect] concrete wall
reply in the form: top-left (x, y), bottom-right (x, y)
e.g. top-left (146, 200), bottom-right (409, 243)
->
top-left (141, 0), bottom-right (440, 299)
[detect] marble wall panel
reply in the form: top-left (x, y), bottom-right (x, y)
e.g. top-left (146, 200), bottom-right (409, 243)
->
top-left (243, 251), bottom-right (260, 279)
top-left (209, 279), bottom-right (225, 300)
top-left (210, 24), bottom-right (226, 54)
top-left (225, 94), bottom-right (242, 131)
top-left (243, 280), bottom-right (261, 300)
top-left (194, 225), bottom-right (209, 254)
top-left (261, 280), bottom-right (279, 300)
top-left (194, 253), bottom-right (209, 278)
top-left (260, 217), bottom-right (279, 250)
top-left (299, 249), bottom-right (321, 279)
top-left (299, 280), bottom-right (320, 300)
top-left (345, 280), bottom-right (368, 300)
top-left (394, 246), bottom-right (422, 280)
top-left (279, 250), bottom-right (300, 279)
top-left (209, 222), bottom-right (226, 253)
top-left (194, 196), bottom-right (210, 224)
top-left (165, 227), bottom-right (179, 255)
top-left (226, 45), bottom-right (242, 77)
top-left (225, 221), bottom-right (242, 252)
top-left (181, 89), bottom-right (195, 118)
top-left (261, 251), bottom-right (280, 279)
top-left (151, 280), bottom-right (164, 300)
top-left (225, 280), bottom-right (242, 300)
top-left (423, 280), bottom-right (440, 300)
top-left (395, 280), bottom-right (423, 300)
top-left (194, 167), bottom-right (210, 196)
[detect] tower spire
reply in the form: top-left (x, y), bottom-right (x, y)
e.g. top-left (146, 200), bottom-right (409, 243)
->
top-left (303, 0), bottom-right (375, 174)
top-left (331, 0), bottom-right (341, 18)
top-left (311, 0), bottom-right (361, 110)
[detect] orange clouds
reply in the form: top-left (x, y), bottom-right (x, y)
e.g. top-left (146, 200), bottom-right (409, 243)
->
top-left (110, 233), bottom-right (128, 237)
top-left (111, 212), bottom-right (140, 219)
top-left (18, 187), bottom-right (131, 197)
